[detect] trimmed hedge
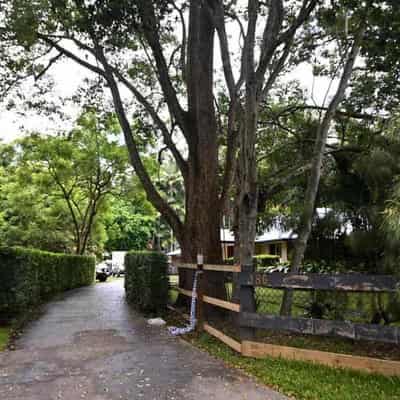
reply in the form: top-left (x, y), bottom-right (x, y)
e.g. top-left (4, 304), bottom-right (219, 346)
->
top-left (0, 247), bottom-right (95, 319)
top-left (225, 254), bottom-right (280, 268)
top-left (254, 254), bottom-right (280, 267)
top-left (124, 251), bottom-right (168, 314)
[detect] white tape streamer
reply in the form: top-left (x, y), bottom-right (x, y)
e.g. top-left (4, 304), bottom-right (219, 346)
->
top-left (168, 270), bottom-right (200, 335)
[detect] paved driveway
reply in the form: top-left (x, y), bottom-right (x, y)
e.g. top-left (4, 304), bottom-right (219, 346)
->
top-left (0, 279), bottom-right (286, 400)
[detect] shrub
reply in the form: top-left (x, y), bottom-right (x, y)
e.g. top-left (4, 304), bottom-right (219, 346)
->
top-left (254, 254), bottom-right (280, 268)
top-left (124, 251), bottom-right (168, 314)
top-left (225, 254), bottom-right (280, 269)
top-left (0, 246), bottom-right (95, 319)
top-left (301, 259), bottom-right (347, 273)
top-left (224, 257), bottom-right (235, 265)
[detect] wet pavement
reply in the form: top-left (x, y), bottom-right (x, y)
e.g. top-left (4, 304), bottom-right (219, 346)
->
top-left (0, 279), bottom-right (286, 400)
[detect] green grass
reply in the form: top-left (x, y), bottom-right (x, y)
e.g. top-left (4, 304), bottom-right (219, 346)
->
top-left (169, 275), bottom-right (179, 285)
top-left (189, 333), bottom-right (400, 400)
top-left (169, 275), bottom-right (179, 304)
top-left (0, 327), bottom-right (11, 351)
top-left (169, 288), bottom-right (178, 303)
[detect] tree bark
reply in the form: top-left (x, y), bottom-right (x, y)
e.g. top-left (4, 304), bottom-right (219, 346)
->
top-left (280, 27), bottom-right (365, 316)
top-left (236, 1), bottom-right (259, 335)
top-left (175, 2), bottom-right (226, 305)
top-left (183, 1), bottom-right (221, 264)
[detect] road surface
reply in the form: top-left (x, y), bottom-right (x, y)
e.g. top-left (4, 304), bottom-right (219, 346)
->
top-left (0, 279), bottom-right (287, 400)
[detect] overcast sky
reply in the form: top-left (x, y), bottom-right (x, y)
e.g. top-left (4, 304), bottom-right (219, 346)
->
top-left (0, 57), bottom-right (92, 142)
top-left (0, 40), bottom-right (337, 144)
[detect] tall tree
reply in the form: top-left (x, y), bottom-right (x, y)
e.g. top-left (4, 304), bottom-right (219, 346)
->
top-left (0, 0), bottom-right (317, 267)
top-left (0, 143), bottom-right (75, 252)
top-left (278, 13), bottom-right (365, 314)
top-left (103, 198), bottom-right (156, 252)
top-left (0, 111), bottom-right (128, 254)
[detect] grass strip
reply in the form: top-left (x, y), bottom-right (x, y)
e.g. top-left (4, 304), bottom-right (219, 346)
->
top-left (188, 332), bottom-right (400, 400)
top-left (0, 327), bottom-right (11, 351)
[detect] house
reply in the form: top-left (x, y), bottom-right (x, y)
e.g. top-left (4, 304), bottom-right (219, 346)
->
top-left (166, 208), bottom-right (351, 265)
top-left (220, 208), bottom-right (350, 262)
top-left (220, 228), bottom-right (297, 262)
top-left (167, 227), bottom-right (297, 264)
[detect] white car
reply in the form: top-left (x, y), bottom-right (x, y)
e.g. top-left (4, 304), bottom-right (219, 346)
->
top-left (112, 263), bottom-right (125, 277)
top-left (96, 261), bottom-right (112, 282)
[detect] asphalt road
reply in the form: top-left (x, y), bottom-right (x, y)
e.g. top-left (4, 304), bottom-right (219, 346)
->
top-left (0, 279), bottom-right (287, 400)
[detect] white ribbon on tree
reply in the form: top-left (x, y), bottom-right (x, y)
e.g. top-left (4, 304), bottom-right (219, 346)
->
top-left (168, 270), bottom-right (200, 335)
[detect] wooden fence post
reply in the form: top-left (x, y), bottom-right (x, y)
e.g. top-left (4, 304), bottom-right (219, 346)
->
top-left (196, 253), bottom-right (204, 331)
top-left (239, 263), bottom-right (256, 340)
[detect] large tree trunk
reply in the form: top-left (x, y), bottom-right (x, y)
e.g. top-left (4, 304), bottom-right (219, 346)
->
top-left (280, 28), bottom-right (364, 316)
top-left (177, 168), bottom-right (223, 303)
top-left (182, 0), bottom-right (221, 264)
top-left (177, 205), bottom-right (224, 308)
top-left (175, 2), bottom-right (226, 306)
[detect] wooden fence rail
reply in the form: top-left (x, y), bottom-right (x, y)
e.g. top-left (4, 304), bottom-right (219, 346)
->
top-left (239, 272), bottom-right (399, 292)
top-left (171, 261), bottom-right (400, 376)
top-left (241, 340), bottom-right (400, 377)
top-left (240, 311), bottom-right (400, 344)
top-left (177, 263), bottom-right (241, 273)
top-left (177, 287), bottom-right (240, 312)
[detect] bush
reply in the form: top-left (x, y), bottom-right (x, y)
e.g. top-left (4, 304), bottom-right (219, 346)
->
top-left (225, 254), bottom-right (280, 269)
top-left (301, 259), bottom-right (347, 273)
top-left (254, 254), bottom-right (280, 268)
top-left (0, 246), bottom-right (95, 319)
top-left (124, 251), bottom-right (168, 314)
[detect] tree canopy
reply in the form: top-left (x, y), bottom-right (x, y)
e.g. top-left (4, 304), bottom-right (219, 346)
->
top-left (0, 110), bottom-right (158, 255)
top-left (1, 1), bottom-right (400, 284)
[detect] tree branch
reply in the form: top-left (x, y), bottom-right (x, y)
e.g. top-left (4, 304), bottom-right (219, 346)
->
top-left (277, 0), bottom-right (318, 45)
top-left (260, 37), bottom-right (293, 100)
top-left (111, 68), bottom-right (188, 180)
top-left (92, 44), bottom-right (185, 242)
top-left (277, 104), bottom-right (377, 121)
top-left (208, 0), bottom-right (237, 99)
top-left (219, 114), bottom-right (241, 211)
top-left (38, 33), bottom-right (188, 181)
top-left (34, 52), bottom-right (63, 81)
top-left (170, 1), bottom-right (187, 84)
top-left (37, 34), bottom-right (106, 77)
top-left (137, 2), bottom-right (189, 135)
top-left (255, 0), bottom-right (284, 88)
top-left (241, 0), bottom-right (258, 89)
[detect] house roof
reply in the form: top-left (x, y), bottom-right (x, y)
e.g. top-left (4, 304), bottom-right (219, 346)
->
top-left (220, 228), bottom-right (297, 243)
top-left (167, 208), bottom-right (352, 256)
top-left (166, 248), bottom-right (182, 256)
top-left (167, 228), bottom-right (296, 257)
top-left (255, 227), bottom-right (297, 243)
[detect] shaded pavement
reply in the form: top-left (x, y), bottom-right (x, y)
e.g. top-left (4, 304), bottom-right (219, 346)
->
top-left (0, 279), bottom-right (287, 400)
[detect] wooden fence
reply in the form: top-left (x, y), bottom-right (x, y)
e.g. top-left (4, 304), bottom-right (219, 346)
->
top-left (240, 270), bottom-right (400, 344)
top-left (171, 262), bottom-right (400, 377)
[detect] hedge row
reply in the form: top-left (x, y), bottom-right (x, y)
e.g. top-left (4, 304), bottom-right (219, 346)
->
top-left (225, 254), bottom-right (280, 268)
top-left (124, 251), bottom-right (168, 314)
top-left (0, 247), bottom-right (95, 319)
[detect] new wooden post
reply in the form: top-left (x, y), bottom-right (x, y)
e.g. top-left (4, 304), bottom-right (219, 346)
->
top-left (196, 253), bottom-right (204, 331)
